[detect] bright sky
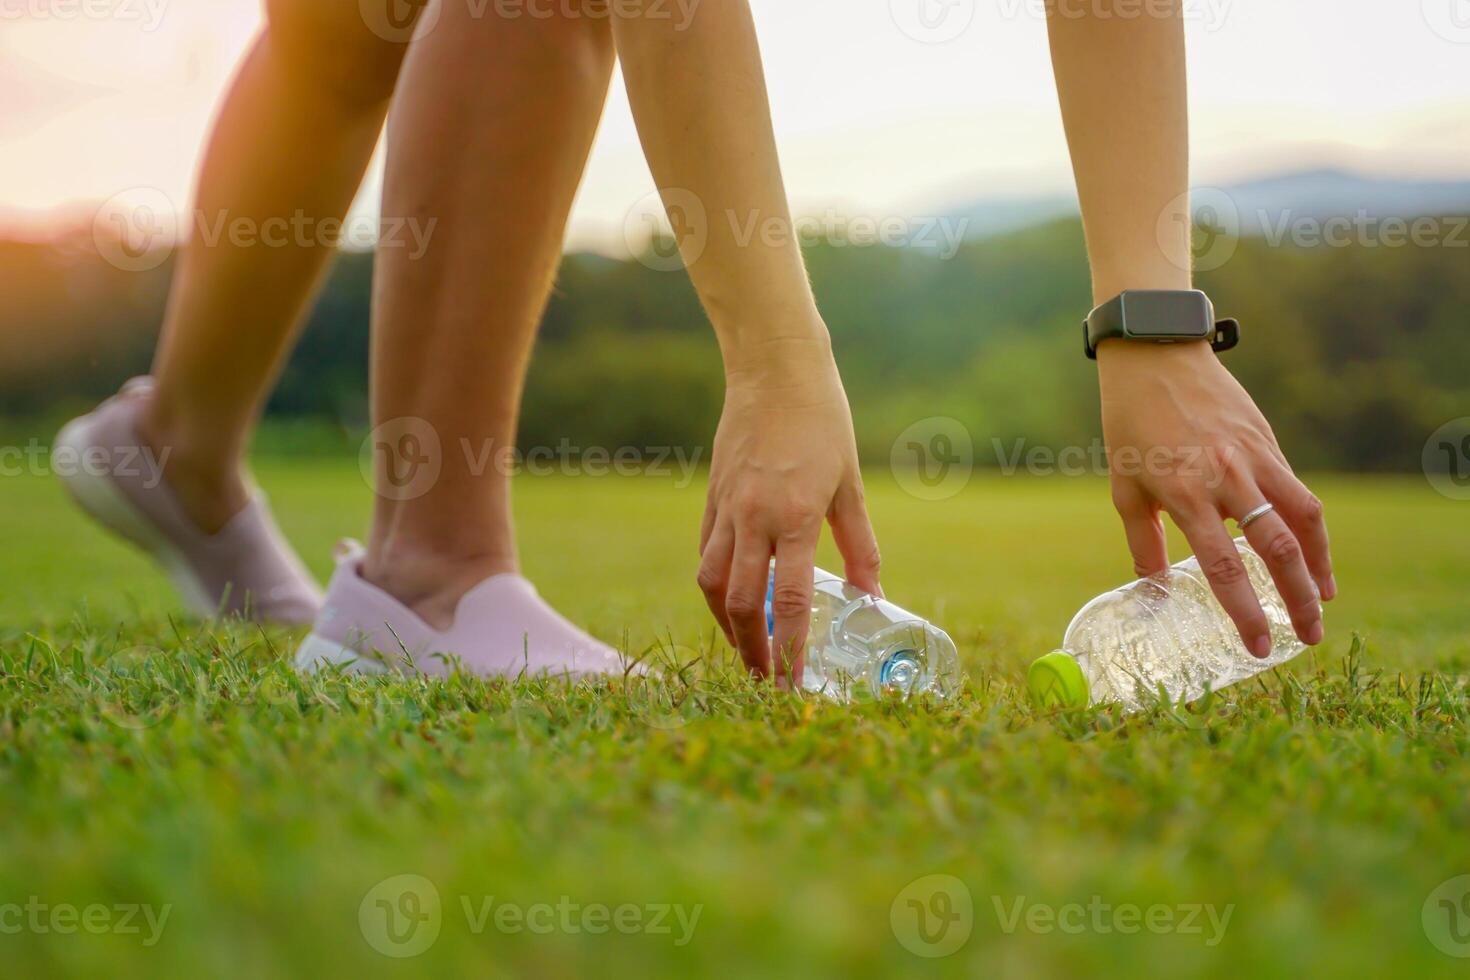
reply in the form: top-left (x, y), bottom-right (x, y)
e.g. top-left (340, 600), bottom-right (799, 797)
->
top-left (2, 0), bottom-right (1467, 250)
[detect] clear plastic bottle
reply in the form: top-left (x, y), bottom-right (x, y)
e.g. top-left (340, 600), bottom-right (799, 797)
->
top-left (766, 566), bottom-right (962, 702)
top-left (1029, 538), bottom-right (1303, 713)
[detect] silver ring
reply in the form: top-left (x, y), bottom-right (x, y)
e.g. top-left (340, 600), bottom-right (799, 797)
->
top-left (1236, 502), bottom-right (1275, 530)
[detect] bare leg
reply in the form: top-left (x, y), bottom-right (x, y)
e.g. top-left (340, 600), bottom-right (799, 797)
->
top-left (362, 5), bottom-right (615, 628)
top-left (140, 1), bottom-right (418, 532)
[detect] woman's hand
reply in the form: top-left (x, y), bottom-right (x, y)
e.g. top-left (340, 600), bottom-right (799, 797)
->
top-left (1098, 341), bottom-right (1335, 656)
top-left (698, 338), bottom-right (881, 686)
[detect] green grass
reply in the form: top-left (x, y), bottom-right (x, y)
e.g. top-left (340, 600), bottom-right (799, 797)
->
top-left (2, 462), bottom-right (1468, 978)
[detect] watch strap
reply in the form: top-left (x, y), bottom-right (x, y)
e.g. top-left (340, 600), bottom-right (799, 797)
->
top-left (1082, 292), bottom-right (1242, 359)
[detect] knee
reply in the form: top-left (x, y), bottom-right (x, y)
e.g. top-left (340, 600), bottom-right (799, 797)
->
top-left (262, 0), bottom-right (411, 109)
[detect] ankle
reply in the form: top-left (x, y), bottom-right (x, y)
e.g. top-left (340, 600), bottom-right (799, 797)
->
top-left (135, 403), bottom-right (252, 533)
top-left (361, 547), bottom-right (518, 630)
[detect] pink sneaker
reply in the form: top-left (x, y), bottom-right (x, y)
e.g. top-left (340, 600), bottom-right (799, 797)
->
top-left (294, 542), bottom-right (635, 681)
top-left (54, 378), bottom-right (322, 625)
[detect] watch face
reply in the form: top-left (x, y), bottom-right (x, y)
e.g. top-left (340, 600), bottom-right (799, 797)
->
top-left (1121, 290), bottom-right (1212, 339)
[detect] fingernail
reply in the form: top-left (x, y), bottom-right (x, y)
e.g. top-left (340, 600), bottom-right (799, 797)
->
top-left (1323, 575), bottom-right (1338, 601)
top-left (1306, 620), bottom-right (1324, 645)
top-left (1252, 635), bottom-right (1272, 659)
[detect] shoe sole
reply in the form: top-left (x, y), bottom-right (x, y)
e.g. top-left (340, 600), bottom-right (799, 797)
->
top-left (54, 416), bottom-right (218, 618)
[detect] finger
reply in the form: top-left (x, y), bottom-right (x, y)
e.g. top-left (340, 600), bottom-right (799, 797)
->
top-left (1112, 481), bottom-right (1169, 577)
top-left (1258, 468), bottom-right (1335, 601)
top-left (1227, 485), bottom-right (1323, 646)
top-left (699, 492), bottom-right (718, 554)
top-left (770, 531), bottom-right (819, 691)
top-left (1171, 503), bottom-right (1273, 659)
top-left (828, 479), bottom-right (883, 597)
top-left (724, 532), bottom-right (775, 678)
top-left (695, 520), bottom-right (736, 647)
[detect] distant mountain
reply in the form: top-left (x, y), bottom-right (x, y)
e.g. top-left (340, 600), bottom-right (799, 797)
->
top-left (945, 169), bottom-right (1470, 240)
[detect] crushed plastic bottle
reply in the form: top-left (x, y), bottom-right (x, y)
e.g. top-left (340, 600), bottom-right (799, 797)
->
top-left (1030, 538), bottom-right (1303, 712)
top-left (766, 565), bottom-right (962, 702)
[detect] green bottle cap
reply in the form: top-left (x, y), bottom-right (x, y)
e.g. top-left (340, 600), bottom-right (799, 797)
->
top-left (1028, 651), bottom-right (1089, 709)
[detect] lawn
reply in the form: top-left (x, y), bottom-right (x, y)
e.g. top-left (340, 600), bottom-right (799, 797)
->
top-left (1, 461), bottom-right (1467, 978)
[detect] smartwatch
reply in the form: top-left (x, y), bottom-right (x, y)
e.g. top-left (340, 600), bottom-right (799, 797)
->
top-left (1083, 289), bottom-right (1240, 360)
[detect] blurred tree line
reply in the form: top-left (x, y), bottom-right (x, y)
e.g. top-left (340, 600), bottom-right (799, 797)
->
top-left (2, 216), bottom-right (1464, 471)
